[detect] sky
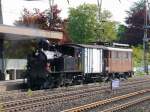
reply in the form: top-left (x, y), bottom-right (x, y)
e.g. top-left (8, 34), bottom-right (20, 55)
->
top-left (1, 0), bottom-right (139, 25)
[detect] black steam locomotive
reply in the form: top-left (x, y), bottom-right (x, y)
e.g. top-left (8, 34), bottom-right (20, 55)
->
top-left (25, 40), bottom-right (133, 90)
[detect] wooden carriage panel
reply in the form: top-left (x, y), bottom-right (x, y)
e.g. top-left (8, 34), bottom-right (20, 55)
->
top-left (108, 50), bottom-right (132, 73)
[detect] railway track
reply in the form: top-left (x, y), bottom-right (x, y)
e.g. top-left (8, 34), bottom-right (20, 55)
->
top-left (102, 96), bottom-right (150, 112)
top-left (1, 78), bottom-right (150, 112)
top-left (62, 89), bottom-right (150, 112)
top-left (0, 76), bottom-right (150, 102)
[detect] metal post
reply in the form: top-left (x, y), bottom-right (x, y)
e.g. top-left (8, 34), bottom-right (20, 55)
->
top-left (143, 0), bottom-right (149, 75)
top-left (96, 0), bottom-right (103, 41)
top-left (97, 0), bottom-right (102, 22)
top-left (48, 0), bottom-right (54, 19)
top-left (0, 0), bottom-right (3, 23)
top-left (0, 39), bottom-right (4, 72)
top-left (13, 69), bottom-right (16, 80)
top-left (0, 0), bottom-right (5, 78)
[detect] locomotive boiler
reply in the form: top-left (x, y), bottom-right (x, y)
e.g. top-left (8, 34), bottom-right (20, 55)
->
top-left (25, 40), bottom-right (133, 90)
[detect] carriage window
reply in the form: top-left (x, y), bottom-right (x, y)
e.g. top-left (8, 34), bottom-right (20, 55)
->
top-left (128, 52), bottom-right (131, 59)
top-left (119, 52), bottom-right (123, 59)
top-left (116, 52), bottom-right (119, 58)
top-left (111, 51), bottom-right (115, 58)
top-left (125, 52), bottom-right (128, 59)
top-left (112, 51), bottom-right (131, 59)
top-left (112, 51), bottom-right (119, 59)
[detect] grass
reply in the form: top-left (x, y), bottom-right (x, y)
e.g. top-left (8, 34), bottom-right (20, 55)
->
top-left (27, 88), bottom-right (33, 97)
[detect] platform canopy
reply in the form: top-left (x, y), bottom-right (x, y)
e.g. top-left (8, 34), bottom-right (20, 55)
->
top-left (0, 24), bottom-right (63, 40)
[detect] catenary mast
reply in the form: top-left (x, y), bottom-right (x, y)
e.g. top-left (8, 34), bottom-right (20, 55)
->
top-left (143, 0), bottom-right (150, 75)
top-left (0, 0), bottom-right (5, 77)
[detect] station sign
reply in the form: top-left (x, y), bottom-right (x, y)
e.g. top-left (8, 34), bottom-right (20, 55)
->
top-left (111, 79), bottom-right (120, 90)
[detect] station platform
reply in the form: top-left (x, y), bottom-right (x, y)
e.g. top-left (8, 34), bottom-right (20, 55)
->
top-left (0, 79), bottom-right (25, 92)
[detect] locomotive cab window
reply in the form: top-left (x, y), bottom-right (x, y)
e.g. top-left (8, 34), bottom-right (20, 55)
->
top-left (60, 46), bottom-right (75, 57)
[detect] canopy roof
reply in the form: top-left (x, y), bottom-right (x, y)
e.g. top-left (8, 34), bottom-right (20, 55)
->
top-left (0, 24), bottom-right (63, 40)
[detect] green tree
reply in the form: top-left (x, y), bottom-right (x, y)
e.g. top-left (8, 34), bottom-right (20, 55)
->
top-left (100, 21), bottom-right (117, 42)
top-left (117, 24), bottom-right (126, 42)
top-left (68, 3), bottom-right (117, 44)
top-left (132, 45), bottom-right (143, 67)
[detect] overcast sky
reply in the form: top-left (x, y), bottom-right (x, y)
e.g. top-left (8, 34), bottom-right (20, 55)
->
top-left (2, 0), bottom-right (138, 25)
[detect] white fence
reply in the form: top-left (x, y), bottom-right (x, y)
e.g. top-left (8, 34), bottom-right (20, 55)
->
top-left (0, 59), bottom-right (27, 70)
top-left (0, 59), bottom-right (27, 80)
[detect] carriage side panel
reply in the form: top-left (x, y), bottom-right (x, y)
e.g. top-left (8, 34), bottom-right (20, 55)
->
top-left (107, 49), bottom-right (133, 73)
top-left (84, 48), bottom-right (103, 74)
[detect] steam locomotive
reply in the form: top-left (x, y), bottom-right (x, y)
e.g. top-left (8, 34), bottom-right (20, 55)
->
top-left (25, 40), bottom-right (133, 90)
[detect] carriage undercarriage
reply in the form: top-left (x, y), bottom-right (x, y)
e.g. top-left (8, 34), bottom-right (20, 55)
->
top-left (27, 71), bottom-right (133, 90)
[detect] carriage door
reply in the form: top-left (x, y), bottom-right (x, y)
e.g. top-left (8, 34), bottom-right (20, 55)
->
top-left (84, 48), bottom-right (103, 73)
top-left (92, 49), bottom-right (103, 73)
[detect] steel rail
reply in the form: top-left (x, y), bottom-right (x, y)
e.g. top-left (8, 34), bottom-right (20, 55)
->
top-left (1, 80), bottom-right (150, 112)
top-left (102, 96), bottom-right (150, 112)
top-left (4, 89), bottom-right (150, 112)
top-left (1, 78), bottom-right (150, 101)
top-left (62, 89), bottom-right (150, 112)
top-left (2, 79), bottom-right (150, 108)
top-left (0, 76), bottom-right (149, 100)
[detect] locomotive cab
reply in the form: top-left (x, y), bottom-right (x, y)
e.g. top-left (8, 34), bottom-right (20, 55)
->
top-left (54, 44), bottom-right (82, 73)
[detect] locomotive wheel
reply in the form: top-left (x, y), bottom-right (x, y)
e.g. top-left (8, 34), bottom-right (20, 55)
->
top-left (62, 79), bottom-right (73, 87)
top-left (53, 78), bottom-right (63, 88)
top-left (47, 75), bottom-right (55, 89)
top-left (96, 77), bottom-right (103, 83)
top-left (123, 74), bottom-right (128, 80)
top-left (72, 79), bottom-right (83, 85)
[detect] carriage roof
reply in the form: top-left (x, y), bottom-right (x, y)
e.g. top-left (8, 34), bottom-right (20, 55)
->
top-left (61, 44), bottom-right (133, 52)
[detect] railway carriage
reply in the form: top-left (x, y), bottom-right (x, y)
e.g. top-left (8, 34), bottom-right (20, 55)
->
top-left (103, 46), bottom-right (133, 80)
top-left (25, 40), bottom-right (133, 89)
top-left (56, 44), bottom-right (104, 83)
